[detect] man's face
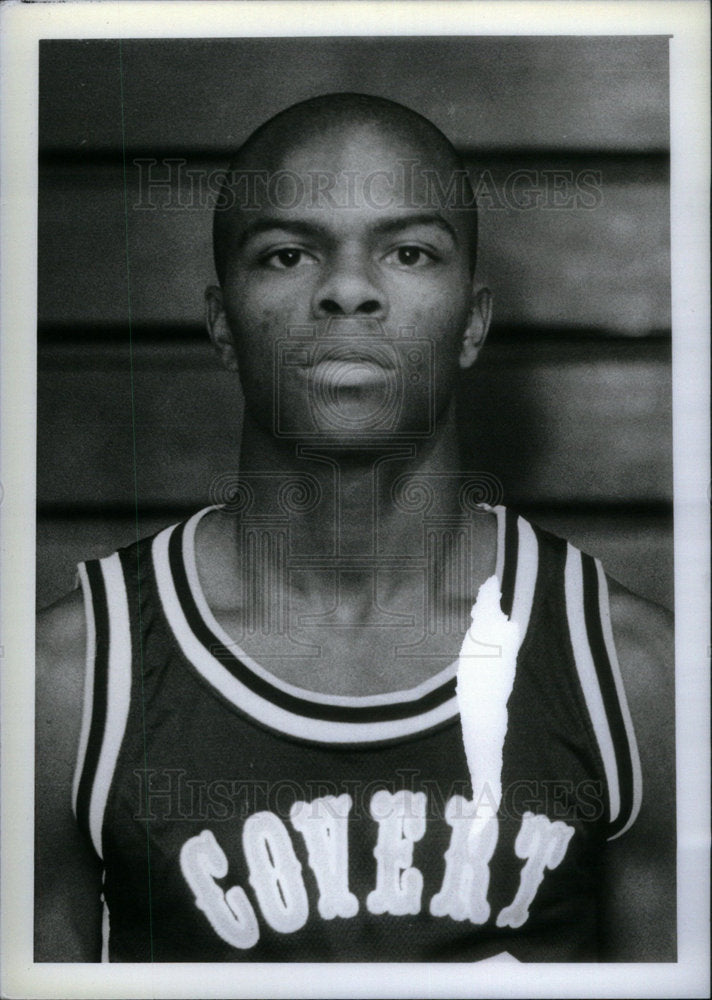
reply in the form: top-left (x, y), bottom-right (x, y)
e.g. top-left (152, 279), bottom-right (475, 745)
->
top-left (211, 126), bottom-right (482, 444)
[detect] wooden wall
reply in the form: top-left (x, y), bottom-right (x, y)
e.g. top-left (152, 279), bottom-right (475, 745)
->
top-left (37, 37), bottom-right (672, 610)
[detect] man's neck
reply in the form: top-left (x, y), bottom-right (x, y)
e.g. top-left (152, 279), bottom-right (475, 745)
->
top-left (235, 403), bottom-right (468, 568)
top-left (196, 405), bottom-right (498, 692)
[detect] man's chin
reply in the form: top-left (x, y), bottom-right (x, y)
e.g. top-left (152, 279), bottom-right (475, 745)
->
top-left (270, 427), bottom-right (438, 457)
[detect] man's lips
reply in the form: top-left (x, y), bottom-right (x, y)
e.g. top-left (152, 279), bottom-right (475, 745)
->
top-left (295, 343), bottom-right (399, 387)
top-left (307, 357), bottom-right (395, 387)
top-left (296, 341), bottom-right (397, 366)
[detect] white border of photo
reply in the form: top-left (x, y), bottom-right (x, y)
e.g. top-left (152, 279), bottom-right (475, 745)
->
top-left (1, 2), bottom-right (709, 998)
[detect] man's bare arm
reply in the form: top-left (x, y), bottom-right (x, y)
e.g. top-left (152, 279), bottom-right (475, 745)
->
top-left (599, 581), bottom-right (676, 961)
top-left (35, 589), bottom-right (104, 961)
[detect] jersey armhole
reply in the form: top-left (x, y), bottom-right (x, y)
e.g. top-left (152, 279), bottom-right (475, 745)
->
top-left (72, 562), bottom-right (97, 821)
top-left (564, 545), bottom-right (643, 840)
top-left (70, 555), bottom-right (133, 860)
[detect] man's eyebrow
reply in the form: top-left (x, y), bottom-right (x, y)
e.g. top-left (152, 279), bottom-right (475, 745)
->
top-left (234, 213), bottom-right (460, 250)
top-left (370, 213), bottom-right (459, 245)
top-left (235, 217), bottom-right (330, 250)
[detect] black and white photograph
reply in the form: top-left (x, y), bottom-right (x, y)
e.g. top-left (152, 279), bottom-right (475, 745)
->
top-left (1, 2), bottom-right (709, 997)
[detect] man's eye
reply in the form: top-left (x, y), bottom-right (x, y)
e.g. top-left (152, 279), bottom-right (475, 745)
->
top-left (263, 248), bottom-right (311, 269)
top-left (385, 246), bottom-right (435, 268)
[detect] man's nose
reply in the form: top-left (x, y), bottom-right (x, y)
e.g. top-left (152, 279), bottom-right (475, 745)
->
top-left (312, 251), bottom-right (386, 318)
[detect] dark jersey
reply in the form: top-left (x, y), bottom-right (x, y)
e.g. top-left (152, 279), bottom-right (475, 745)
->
top-left (73, 506), bottom-right (640, 962)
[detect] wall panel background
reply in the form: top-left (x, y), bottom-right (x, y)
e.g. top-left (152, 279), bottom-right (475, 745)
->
top-left (37, 36), bottom-right (672, 610)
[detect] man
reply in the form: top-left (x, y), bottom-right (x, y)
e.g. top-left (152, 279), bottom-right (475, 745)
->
top-left (35, 93), bottom-right (675, 962)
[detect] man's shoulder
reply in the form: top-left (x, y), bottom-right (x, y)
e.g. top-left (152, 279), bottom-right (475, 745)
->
top-left (36, 590), bottom-right (87, 757)
top-left (513, 508), bottom-right (674, 694)
top-left (606, 576), bottom-right (673, 704)
top-left (596, 582), bottom-right (676, 961)
top-left (37, 587), bottom-right (86, 661)
top-left (607, 575), bottom-right (673, 636)
top-left (36, 510), bottom-right (198, 652)
top-left (79, 512), bottom-right (197, 566)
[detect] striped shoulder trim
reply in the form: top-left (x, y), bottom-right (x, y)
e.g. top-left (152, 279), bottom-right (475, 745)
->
top-left (564, 544), bottom-right (643, 839)
top-left (72, 554), bottom-right (133, 859)
top-left (493, 506), bottom-right (538, 648)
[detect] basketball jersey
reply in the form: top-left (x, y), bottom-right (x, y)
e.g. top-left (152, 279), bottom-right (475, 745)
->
top-left (73, 506), bottom-right (641, 962)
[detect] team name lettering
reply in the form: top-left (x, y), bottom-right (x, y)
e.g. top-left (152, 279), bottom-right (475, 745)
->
top-left (243, 811), bottom-right (309, 933)
top-left (180, 795), bottom-right (574, 948)
top-left (180, 829), bottom-right (259, 949)
top-left (290, 794), bottom-right (359, 919)
top-left (429, 796), bottom-right (498, 923)
top-left (496, 811), bottom-right (575, 929)
top-left (367, 789), bottom-right (427, 916)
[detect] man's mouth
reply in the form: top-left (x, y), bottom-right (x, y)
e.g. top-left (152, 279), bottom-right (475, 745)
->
top-left (304, 343), bottom-right (399, 386)
top-left (308, 357), bottom-right (394, 387)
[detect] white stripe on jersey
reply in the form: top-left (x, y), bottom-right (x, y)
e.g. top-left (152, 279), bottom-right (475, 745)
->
top-left (88, 553), bottom-right (132, 859)
top-left (564, 545), bottom-right (621, 826)
top-left (510, 516), bottom-right (538, 649)
top-left (73, 562), bottom-right (97, 816)
top-left (494, 504), bottom-right (507, 584)
top-left (595, 559), bottom-right (643, 839)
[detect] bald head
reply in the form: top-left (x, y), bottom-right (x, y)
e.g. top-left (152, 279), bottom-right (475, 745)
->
top-left (212, 93), bottom-right (478, 283)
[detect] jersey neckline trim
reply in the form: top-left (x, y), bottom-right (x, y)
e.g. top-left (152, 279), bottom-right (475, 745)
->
top-left (152, 504), bottom-right (525, 744)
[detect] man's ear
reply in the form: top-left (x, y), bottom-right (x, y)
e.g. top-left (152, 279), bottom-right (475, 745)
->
top-left (458, 286), bottom-right (493, 370)
top-left (205, 285), bottom-right (239, 372)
